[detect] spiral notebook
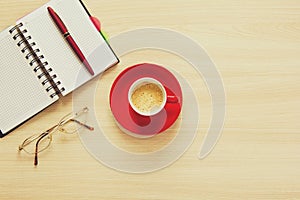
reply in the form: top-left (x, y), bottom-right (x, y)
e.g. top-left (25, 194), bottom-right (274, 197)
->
top-left (0, 0), bottom-right (119, 137)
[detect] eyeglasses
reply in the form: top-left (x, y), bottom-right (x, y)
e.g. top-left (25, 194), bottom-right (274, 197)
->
top-left (18, 107), bottom-right (94, 166)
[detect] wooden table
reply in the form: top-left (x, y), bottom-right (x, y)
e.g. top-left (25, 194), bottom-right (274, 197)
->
top-left (0, 0), bottom-right (299, 199)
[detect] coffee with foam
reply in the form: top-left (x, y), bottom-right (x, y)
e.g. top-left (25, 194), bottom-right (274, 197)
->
top-left (131, 83), bottom-right (164, 113)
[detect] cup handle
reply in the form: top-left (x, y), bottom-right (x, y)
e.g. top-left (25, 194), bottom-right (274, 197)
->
top-left (166, 95), bottom-right (178, 103)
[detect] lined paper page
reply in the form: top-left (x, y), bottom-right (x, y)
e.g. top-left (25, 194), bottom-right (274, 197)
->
top-left (0, 27), bottom-right (57, 134)
top-left (18, 0), bottom-right (119, 96)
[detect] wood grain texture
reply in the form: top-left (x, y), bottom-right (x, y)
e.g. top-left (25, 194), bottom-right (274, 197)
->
top-left (0, 0), bottom-right (300, 199)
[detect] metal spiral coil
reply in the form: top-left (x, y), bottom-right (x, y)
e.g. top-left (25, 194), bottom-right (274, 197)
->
top-left (9, 23), bottom-right (65, 98)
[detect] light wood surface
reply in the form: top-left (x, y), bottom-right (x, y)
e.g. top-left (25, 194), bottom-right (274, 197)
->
top-left (1, 0), bottom-right (300, 199)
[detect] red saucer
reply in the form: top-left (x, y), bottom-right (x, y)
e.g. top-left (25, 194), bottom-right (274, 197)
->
top-left (109, 63), bottom-right (183, 137)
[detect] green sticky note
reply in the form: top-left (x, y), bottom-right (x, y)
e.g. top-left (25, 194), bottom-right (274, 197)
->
top-left (100, 31), bottom-right (109, 42)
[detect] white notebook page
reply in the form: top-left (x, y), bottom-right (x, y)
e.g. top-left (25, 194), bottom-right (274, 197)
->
top-left (0, 27), bottom-right (57, 133)
top-left (18, 0), bottom-right (119, 95)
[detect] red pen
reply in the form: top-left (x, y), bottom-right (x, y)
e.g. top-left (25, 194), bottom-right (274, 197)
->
top-left (47, 7), bottom-right (95, 76)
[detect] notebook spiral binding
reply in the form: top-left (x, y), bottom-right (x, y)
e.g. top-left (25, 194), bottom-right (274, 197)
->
top-left (9, 23), bottom-right (65, 98)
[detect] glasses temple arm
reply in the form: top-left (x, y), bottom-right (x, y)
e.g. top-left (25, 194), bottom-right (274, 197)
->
top-left (34, 129), bottom-right (53, 166)
top-left (70, 119), bottom-right (94, 131)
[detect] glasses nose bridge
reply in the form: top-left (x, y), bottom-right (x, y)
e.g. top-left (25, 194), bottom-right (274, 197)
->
top-left (59, 112), bottom-right (74, 126)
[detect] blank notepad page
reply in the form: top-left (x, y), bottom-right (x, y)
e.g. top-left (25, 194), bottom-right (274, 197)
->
top-left (0, 28), bottom-right (57, 133)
